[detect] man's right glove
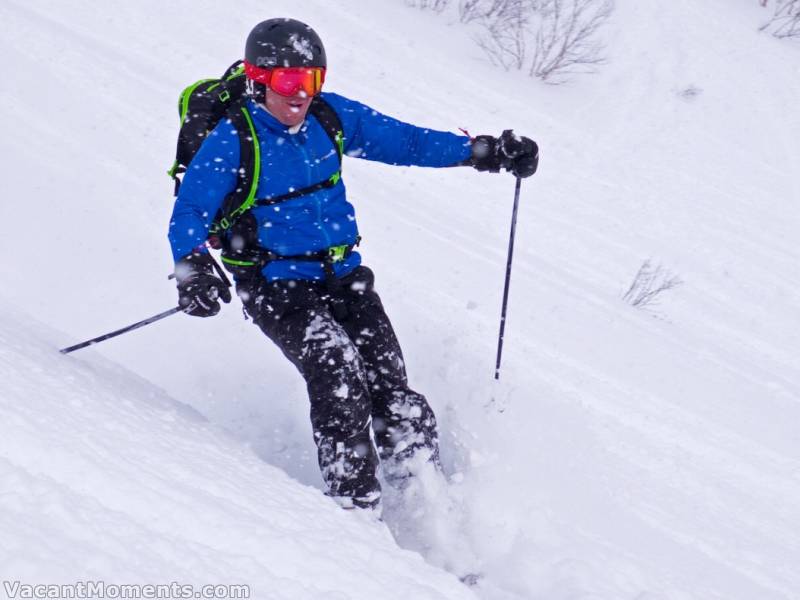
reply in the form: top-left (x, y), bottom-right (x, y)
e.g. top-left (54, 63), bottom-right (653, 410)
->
top-left (174, 251), bottom-right (232, 318)
top-left (470, 129), bottom-right (539, 178)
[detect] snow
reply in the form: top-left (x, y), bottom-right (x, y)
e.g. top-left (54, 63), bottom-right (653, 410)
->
top-left (1, 0), bottom-right (799, 599)
top-left (0, 303), bottom-right (474, 599)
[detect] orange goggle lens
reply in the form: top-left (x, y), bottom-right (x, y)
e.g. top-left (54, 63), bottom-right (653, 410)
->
top-left (244, 62), bottom-right (326, 97)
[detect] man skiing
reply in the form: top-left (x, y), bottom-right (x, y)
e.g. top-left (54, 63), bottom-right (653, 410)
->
top-left (168, 18), bottom-right (538, 511)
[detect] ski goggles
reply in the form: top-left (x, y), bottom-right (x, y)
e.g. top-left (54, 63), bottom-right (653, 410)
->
top-left (243, 62), bottom-right (326, 97)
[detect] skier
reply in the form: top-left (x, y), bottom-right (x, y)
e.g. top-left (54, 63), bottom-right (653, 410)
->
top-left (168, 18), bottom-right (538, 511)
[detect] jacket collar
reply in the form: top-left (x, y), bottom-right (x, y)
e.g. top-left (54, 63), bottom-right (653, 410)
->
top-left (247, 99), bottom-right (310, 139)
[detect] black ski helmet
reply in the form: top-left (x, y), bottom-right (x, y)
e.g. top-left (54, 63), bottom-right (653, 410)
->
top-left (245, 18), bottom-right (327, 70)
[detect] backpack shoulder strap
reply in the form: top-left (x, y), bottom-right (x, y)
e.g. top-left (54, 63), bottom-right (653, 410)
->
top-left (212, 102), bottom-right (261, 233)
top-left (310, 96), bottom-right (345, 167)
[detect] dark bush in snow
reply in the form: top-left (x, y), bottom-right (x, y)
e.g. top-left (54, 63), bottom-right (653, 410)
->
top-left (760, 0), bottom-right (800, 38)
top-left (456, 0), bottom-right (615, 83)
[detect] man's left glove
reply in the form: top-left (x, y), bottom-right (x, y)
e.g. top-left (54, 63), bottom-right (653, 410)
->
top-left (470, 129), bottom-right (539, 178)
top-left (174, 251), bottom-right (232, 318)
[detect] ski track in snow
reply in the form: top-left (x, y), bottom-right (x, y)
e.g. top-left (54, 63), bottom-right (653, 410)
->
top-left (1, 0), bottom-right (799, 599)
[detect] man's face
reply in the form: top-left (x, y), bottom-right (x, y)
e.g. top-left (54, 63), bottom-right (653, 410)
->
top-left (265, 88), bottom-right (313, 128)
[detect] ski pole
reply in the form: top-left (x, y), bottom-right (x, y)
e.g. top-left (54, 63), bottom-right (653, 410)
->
top-left (62, 249), bottom-right (231, 355)
top-left (494, 177), bottom-right (522, 380)
top-left (59, 306), bottom-right (183, 354)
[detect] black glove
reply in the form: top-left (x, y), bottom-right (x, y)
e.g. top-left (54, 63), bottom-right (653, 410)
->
top-left (470, 130), bottom-right (539, 178)
top-left (174, 251), bottom-right (232, 318)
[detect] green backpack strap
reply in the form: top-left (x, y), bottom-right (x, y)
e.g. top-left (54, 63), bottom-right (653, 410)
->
top-left (211, 103), bottom-right (260, 234)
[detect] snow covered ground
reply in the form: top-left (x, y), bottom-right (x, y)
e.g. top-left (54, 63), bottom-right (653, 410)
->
top-left (1, 0), bottom-right (799, 599)
top-left (0, 305), bottom-right (475, 599)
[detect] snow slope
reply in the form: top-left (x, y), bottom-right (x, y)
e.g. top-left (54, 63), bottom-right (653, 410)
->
top-left (1, 0), bottom-right (799, 599)
top-left (0, 302), bottom-right (475, 599)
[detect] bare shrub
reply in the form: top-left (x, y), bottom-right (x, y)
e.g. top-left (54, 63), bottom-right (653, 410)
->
top-left (465, 0), bottom-right (613, 83)
top-left (474, 0), bottom-right (530, 70)
top-left (760, 0), bottom-right (800, 38)
top-left (529, 0), bottom-right (614, 83)
top-left (459, 0), bottom-right (486, 22)
top-left (406, 0), bottom-right (451, 12)
top-left (622, 260), bottom-right (683, 309)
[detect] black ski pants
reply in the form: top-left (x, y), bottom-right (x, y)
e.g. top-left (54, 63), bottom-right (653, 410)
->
top-left (239, 265), bottom-right (439, 503)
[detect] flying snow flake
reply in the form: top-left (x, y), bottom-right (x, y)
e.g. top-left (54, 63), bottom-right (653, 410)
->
top-left (288, 34), bottom-right (315, 61)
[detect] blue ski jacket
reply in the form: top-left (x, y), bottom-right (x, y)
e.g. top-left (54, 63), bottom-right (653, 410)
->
top-left (168, 92), bottom-right (472, 281)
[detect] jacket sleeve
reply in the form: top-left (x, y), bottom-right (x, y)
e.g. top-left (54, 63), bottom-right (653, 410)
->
top-left (321, 93), bottom-right (472, 168)
top-left (167, 118), bottom-right (240, 262)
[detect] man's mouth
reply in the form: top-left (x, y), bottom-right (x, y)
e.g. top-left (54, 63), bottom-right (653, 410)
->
top-left (287, 98), bottom-right (306, 113)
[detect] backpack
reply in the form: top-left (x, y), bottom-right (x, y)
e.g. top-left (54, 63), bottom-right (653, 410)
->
top-left (168, 60), bottom-right (345, 244)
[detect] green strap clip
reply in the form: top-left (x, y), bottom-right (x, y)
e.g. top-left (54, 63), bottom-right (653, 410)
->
top-left (328, 244), bottom-right (349, 263)
top-left (334, 130), bottom-right (345, 159)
